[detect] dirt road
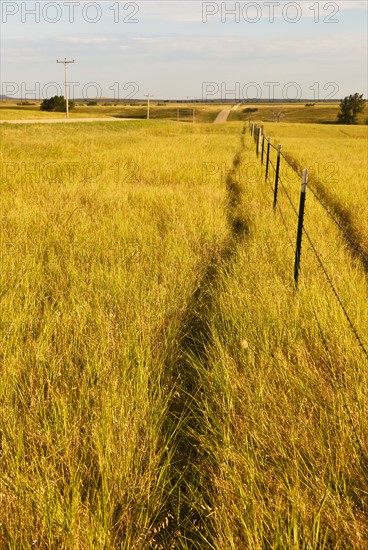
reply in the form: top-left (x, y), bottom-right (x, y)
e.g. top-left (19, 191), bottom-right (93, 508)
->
top-left (213, 104), bottom-right (241, 124)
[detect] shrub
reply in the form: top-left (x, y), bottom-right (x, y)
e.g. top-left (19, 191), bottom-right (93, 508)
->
top-left (40, 96), bottom-right (74, 112)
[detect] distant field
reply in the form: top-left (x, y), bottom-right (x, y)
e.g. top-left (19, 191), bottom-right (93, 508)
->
top-left (3, 101), bottom-right (368, 125)
top-left (229, 102), bottom-right (368, 125)
top-left (0, 104), bottom-right (107, 120)
top-left (75, 103), bottom-right (224, 123)
top-left (1, 120), bottom-right (367, 547)
top-left (0, 102), bottom-right (224, 123)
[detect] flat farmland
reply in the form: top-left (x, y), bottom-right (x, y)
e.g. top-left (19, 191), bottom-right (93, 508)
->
top-left (0, 102), bottom-right (225, 123)
top-left (1, 120), bottom-right (367, 548)
top-left (229, 102), bottom-right (368, 125)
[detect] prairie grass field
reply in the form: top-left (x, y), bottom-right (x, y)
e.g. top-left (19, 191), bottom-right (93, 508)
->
top-left (0, 119), bottom-right (367, 548)
top-left (2, 101), bottom-right (367, 125)
top-left (229, 103), bottom-right (368, 125)
top-left (0, 102), bottom-right (224, 123)
top-left (259, 123), bottom-right (368, 254)
top-left (0, 103), bottom-right (107, 120)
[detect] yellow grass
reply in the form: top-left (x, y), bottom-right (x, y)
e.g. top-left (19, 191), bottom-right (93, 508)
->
top-left (259, 122), bottom-right (368, 252)
top-left (0, 102), bottom-right (226, 123)
top-left (203, 128), bottom-right (368, 548)
top-left (0, 121), bottom-right (238, 547)
top-left (1, 120), bottom-right (367, 548)
top-left (229, 102), bottom-right (368, 125)
top-left (0, 105), bottom-right (112, 121)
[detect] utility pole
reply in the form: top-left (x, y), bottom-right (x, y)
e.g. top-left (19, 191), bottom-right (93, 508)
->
top-left (144, 94), bottom-right (153, 120)
top-left (56, 58), bottom-right (75, 119)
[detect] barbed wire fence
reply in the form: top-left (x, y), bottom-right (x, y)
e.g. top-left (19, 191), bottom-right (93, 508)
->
top-left (248, 121), bottom-right (368, 465)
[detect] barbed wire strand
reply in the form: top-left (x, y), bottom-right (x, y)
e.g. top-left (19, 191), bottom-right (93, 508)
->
top-left (280, 152), bottom-right (302, 176)
top-left (303, 226), bottom-right (368, 361)
top-left (275, 139), bottom-right (366, 259)
top-left (276, 202), bottom-right (294, 250)
top-left (251, 129), bottom-right (368, 359)
top-left (278, 177), bottom-right (299, 218)
top-left (307, 184), bottom-right (368, 261)
top-left (251, 129), bottom-right (368, 464)
top-left (268, 158), bottom-right (276, 174)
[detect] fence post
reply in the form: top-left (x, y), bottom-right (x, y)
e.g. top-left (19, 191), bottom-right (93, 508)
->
top-left (261, 135), bottom-right (265, 164)
top-left (257, 127), bottom-right (262, 157)
top-left (294, 169), bottom-right (308, 286)
top-left (273, 144), bottom-right (282, 211)
top-left (265, 137), bottom-right (271, 181)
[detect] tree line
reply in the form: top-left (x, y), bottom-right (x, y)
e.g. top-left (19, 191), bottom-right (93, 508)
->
top-left (40, 93), bottom-right (366, 124)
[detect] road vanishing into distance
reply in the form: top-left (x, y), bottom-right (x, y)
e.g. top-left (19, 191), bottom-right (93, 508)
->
top-left (213, 103), bottom-right (241, 124)
top-left (2, 104), bottom-right (241, 125)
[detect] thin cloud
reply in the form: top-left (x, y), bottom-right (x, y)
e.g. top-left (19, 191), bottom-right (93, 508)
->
top-left (2, 32), bottom-right (366, 62)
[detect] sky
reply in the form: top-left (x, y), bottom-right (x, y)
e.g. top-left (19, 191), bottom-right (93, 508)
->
top-left (1, 0), bottom-right (367, 100)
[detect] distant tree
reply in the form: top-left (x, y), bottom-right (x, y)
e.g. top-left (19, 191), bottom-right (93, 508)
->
top-left (40, 96), bottom-right (74, 112)
top-left (337, 93), bottom-right (365, 124)
top-left (270, 107), bottom-right (285, 122)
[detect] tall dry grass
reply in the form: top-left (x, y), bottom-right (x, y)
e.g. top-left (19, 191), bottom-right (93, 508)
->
top-left (1, 120), bottom-right (367, 548)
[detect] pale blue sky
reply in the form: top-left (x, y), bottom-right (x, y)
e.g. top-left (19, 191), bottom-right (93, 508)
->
top-left (1, 1), bottom-right (367, 100)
